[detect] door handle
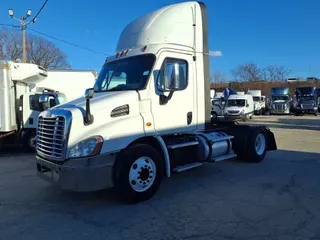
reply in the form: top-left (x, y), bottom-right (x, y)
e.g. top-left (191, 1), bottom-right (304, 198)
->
top-left (187, 112), bottom-right (192, 125)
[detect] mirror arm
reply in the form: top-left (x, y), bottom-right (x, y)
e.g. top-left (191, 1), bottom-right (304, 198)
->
top-left (159, 91), bottom-right (174, 105)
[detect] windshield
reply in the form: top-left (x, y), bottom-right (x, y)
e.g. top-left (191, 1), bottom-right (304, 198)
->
top-left (227, 99), bottom-right (246, 107)
top-left (272, 96), bottom-right (289, 101)
top-left (253, 96), bottom-right (261, 102)
top-left (94, 54), bottom-right (155, 92)
top-left (56, 93), bottom-right (68, 105)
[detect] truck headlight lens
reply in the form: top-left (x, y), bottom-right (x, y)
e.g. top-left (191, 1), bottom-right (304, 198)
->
top-left (69, 136), bottom-right (103, 158)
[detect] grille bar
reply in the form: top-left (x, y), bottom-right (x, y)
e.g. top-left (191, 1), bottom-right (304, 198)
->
top-left (37, 116), bottom-right (66, 159)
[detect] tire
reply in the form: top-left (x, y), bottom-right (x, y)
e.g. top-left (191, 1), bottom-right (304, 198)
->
top-left (244, 128), bottom-right (267, 163)
top-left (23, 131), bottom-right (37, 152)
top-left (211, 112), bottom-right (218, 120)
top-left (314, 112), bottom-right (318, 116)
top-left (113, 144), bottom-right (164, 203)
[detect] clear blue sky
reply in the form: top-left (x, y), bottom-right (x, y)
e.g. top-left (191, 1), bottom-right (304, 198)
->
top-left (1, 0), bottom-right (320, 79)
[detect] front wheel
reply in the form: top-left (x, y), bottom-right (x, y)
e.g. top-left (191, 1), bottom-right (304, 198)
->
top-left (23, 131), bottom-right (37, 152)
top-left (113, 144), bottom-right (164, 203)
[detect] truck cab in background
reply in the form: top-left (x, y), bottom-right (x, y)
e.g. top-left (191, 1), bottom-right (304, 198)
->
top-left (294, 87), bottom-right (319, 116)
top-left (269, 87), bottom-right (290, 115)
top-left (247, 90), bottom-right (265, 115)
top-left (0, 61), bottom-right (67, 151)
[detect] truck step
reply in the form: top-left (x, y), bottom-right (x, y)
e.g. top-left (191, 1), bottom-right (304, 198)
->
top-left (172, 162), bottom-right (203, 172)
top-left (167, 141), bottom-right (199, 149)
top-left (211, 153), bottom-right (237, 162)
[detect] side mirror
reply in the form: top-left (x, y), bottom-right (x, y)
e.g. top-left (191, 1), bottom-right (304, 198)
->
top-left (158, 61), bottom-right (183, 92)
top-left (85, 88), bottom-right (94, 99)
top-left (246, 104), bottom-right (249, 107)
top-left (39, 94), bottom-right (49, 103)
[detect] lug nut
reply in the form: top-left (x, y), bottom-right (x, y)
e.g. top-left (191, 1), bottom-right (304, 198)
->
top-left (131, 180), bottom-right (136, 185)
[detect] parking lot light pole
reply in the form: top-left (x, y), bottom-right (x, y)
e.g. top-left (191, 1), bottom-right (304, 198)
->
top-left (8, 9), bottom-right (37, 63)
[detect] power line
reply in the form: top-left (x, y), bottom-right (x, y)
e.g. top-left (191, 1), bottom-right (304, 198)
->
top-left (28, 28), bottom-right (109, 56)
top-left (28, 0), bottom-right (49, 25)
top-left (0, 23), bottom-right (19, 28)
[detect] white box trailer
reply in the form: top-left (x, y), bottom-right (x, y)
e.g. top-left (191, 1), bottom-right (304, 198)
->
top-left (35, 1), bottom-right (277, 203)
top-left (0, 61), bottom-right (67, 151)
top-left (30, 70), bottom-right (97, 102)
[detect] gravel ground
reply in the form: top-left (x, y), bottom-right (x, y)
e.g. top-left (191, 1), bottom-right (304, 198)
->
top-left (1, 115), bottom-right (320, 240)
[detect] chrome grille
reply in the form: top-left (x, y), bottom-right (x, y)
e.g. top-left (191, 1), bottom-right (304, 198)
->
top-left (301, 104), bottom-right (313, 109)
top-left (37, 116), bottom-right (66, 159)
top-left (273, 104), bottom-right (285, 110)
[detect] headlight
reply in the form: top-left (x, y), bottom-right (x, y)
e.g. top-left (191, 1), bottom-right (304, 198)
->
top-left (68, 136), bottom-right (103, 158)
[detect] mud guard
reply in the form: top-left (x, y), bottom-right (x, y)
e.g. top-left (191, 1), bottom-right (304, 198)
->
top-left (220, 124), bottom-right (277, 157)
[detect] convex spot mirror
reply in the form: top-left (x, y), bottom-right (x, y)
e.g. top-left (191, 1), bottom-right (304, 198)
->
top-left (85, 88), bottom-right (94, 99)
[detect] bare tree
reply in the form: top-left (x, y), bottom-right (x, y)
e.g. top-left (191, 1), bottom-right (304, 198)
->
top-left (231, 63), bottom-right (264, 82)
top-left (211, 71), bottom-right (228, 84)
top-left (264, 65), bottom-right (291, 82)
top-left (0, 27), bottom-right (70, 69)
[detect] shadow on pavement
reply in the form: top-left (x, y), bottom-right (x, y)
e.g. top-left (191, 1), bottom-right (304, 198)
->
top-left (30, 149), bottom-right (320, 206)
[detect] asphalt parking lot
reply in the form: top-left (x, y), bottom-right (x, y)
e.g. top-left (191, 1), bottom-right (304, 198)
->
top-left (1, 115), bottom-right (320, 240)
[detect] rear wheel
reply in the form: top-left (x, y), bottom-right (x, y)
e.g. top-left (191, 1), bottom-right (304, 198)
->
top-left (245, 128), bottom-right (267, 163)
top-left (113, 144), bottom-right (164, 203)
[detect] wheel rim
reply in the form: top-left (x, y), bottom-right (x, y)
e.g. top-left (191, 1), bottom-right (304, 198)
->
top-left (28, 135), bottom-right (37, 150)
top-left (129, 157), bottom-right (157, 192)
top-left (255, 133), bottom-right (266, 156)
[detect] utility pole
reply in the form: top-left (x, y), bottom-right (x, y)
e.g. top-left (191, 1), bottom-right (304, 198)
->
top-left (8, 9), bottom-right (37, 63)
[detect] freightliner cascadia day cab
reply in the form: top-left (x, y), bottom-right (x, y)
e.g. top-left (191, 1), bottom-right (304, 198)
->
top-left (35, 1), bottom-right (277, 203)
top-left (269, 87), bottom-right (290, 115)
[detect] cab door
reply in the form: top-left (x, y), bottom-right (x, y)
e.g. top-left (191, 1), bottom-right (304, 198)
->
top-left (150, 51), bottom-right (197, 134)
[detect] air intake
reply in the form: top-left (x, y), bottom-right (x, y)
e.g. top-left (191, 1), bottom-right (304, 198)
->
top-left (110, 104), bottom-right (129, 118)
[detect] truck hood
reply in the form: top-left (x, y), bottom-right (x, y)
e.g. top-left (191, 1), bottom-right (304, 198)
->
top-left (52, 91), bottom-right (139, 119)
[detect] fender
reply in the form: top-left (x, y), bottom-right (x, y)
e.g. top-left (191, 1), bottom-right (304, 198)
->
top-left (153, 136), bottom-right (171, 178)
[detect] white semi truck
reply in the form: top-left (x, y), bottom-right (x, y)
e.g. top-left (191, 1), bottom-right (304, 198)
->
top-left (0, 61), bottom-right (68, 151)
top-left (35, 1), bottom-right (277, 203)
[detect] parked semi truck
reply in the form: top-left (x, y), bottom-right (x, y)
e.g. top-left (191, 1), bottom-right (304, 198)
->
top-left (294, 87), bottom-right (319, 116)
top-left (35, 1), bottom-right (277, 203)
top-left (269, 87), bottom-right (290, 115)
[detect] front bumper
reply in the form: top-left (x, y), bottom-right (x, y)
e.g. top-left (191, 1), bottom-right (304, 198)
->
top-left (270, 109), bottom-right (289, 114)
top-left (36, 153), bottom-right (117, 192)
top-left (295, 108), bottom-right (317, 114)
top-left (224, 113), bottom-right (246, 120)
